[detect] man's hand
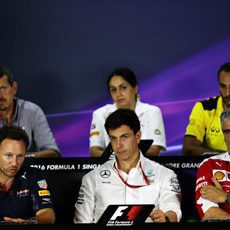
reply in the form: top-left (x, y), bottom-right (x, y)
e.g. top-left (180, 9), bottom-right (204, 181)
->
top-left (149, 210), bottom-right (167, 222)
top-left (201, 178), bottom-right (227, 203)
top-left (4, 217), bottom-right (27, 223)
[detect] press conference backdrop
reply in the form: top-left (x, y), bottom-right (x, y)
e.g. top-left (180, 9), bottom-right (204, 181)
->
top-left (1, 1), bottom-right (230, 157)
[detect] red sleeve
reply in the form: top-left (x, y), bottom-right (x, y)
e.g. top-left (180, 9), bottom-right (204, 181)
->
top-left (195, 159), bottom-right (213, 219)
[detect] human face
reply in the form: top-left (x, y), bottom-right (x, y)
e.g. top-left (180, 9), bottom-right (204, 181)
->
top-left (108, 125), bottom-right (141, 162)
top-left (222, 119), bottom-right (230, 153)
top-left (0, 139), bottom-right (26, 179)
top-left (109, 75), bottom-right (138, 110)
top-left (218, 71), bottom-right (230, 109)
top-left (0, 75), bottom-right (17, 112)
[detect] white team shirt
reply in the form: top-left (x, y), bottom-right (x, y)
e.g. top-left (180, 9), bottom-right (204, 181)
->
top-left (74, 153), bottom-right (182, 223)
top-left (89, 100), bottom-right (166, 150)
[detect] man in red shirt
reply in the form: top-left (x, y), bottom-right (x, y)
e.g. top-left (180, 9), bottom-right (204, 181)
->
top-left (195, 108), bottom-right (230, 221)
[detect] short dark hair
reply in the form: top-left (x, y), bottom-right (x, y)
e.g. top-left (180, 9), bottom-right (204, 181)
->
top-left (106, 67), bottom-right (138, 89)
top-left (0, 66), bottom-right (15, 86)
top-left (0, 126), bottom-right (29, 148)
top-left (104, 108), bottom-right (140, 135)
top-left (217, 62), bottom-right (230, 80)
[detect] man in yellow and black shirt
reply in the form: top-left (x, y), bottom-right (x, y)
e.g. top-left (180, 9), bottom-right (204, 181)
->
top-left (182, 62), bottom-right (230, 156)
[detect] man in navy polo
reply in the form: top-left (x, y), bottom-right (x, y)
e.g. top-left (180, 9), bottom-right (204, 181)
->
top-left (0, 125), bottom-right (55, 224)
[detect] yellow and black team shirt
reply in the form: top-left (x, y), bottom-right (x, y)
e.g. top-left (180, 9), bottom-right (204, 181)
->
top-left (185, 96), bottom-right (227, 152)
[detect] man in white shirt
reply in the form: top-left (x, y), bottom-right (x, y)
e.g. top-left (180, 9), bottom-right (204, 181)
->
top-left (75, 108), bottom-right (181, 223)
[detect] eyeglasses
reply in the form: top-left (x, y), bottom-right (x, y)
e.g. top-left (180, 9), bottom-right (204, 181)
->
top-left (0, 85), bottom-right (10, 93)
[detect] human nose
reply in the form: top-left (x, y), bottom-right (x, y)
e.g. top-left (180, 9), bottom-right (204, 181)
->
top-left (115, 88), bottom-right (122, 97)
top-left (116, 138), bottom-right (124, 148)
top-left (10, 156), bottom-right (18, 166)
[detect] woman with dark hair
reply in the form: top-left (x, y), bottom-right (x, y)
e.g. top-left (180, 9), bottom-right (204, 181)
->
top-left (89, 67), bottom-right (166, 157)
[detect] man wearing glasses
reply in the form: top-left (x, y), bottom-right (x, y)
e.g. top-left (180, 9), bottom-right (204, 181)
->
top-left (195, 108), bottom-right (230, 221)
top-left (0, 66), bottom-right (60, 158)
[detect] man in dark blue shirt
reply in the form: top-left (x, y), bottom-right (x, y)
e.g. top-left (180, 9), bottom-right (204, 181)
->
top-left (0, 125), bottom-right (55, 224)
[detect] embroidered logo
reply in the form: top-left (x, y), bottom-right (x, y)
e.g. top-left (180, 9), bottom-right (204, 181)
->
top-left (213, 170), bottom-right (225, 181)
top-left (100, 170), bottom-right (111, 178)
top-left (37, 179), bottom-right (48, 189)
top-left (154, 129), bottom-right (161, 135)
top-left (146, 169), bottom-right (154, 177)
top-left (90, 131), bottom-right (100, 137)
top-left (91, 123), bottom-right (96, 130)
top-left (38, 190), bottom-right (50, 196)
top-left (17, 189), bottom-right (29, 197)
top-left (21, 172), bottom-right (27, 179)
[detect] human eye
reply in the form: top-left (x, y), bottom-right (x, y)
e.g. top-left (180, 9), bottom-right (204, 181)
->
top-left (219, 82), bottom-right (226, 89)
top-left (109, 87), bottom-right (116, 93)
top-left (121, 134), bottom-right (129, 140)
top-left (4, 152), bottom-right (13, 158)
top-left (120, 85), bottom-right (127, 91)
top-left (0, 86), bottom-right (7, 91)
top-left (17, 154), bottom-right (25, 160)
top-left (109, 136), bottom-right (116, 142)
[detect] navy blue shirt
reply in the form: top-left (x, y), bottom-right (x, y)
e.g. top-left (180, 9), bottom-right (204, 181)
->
top-left (0, 166), bottom-right (53, 221)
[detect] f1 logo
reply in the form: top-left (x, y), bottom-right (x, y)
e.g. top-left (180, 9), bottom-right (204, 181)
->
top-left (110, 206), bottom-right (128, 220)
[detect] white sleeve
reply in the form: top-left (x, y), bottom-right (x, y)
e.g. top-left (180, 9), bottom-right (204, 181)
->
top-left (89, 110), bottom-right (106, 148)
top-left (73, 173), bottom-right (96, 223)
top-left (144, 108), bottom-right (166, 150)
top-left (159, 170), bottom-right (182, 221)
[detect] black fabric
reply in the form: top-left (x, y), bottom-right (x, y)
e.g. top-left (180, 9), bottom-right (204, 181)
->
top-left (0, 167), bottom-right (53, 221)
top-left (201, 96), bottom-right (218, 111)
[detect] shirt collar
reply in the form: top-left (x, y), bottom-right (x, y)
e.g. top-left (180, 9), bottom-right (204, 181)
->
top-left (114, 150), bottom-right (144, 171)
top-left (12, 97), bottom-right (19, 122)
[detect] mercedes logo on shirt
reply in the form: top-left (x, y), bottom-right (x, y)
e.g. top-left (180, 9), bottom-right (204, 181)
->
top-left (100, 170), bottom-right (111, 178)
